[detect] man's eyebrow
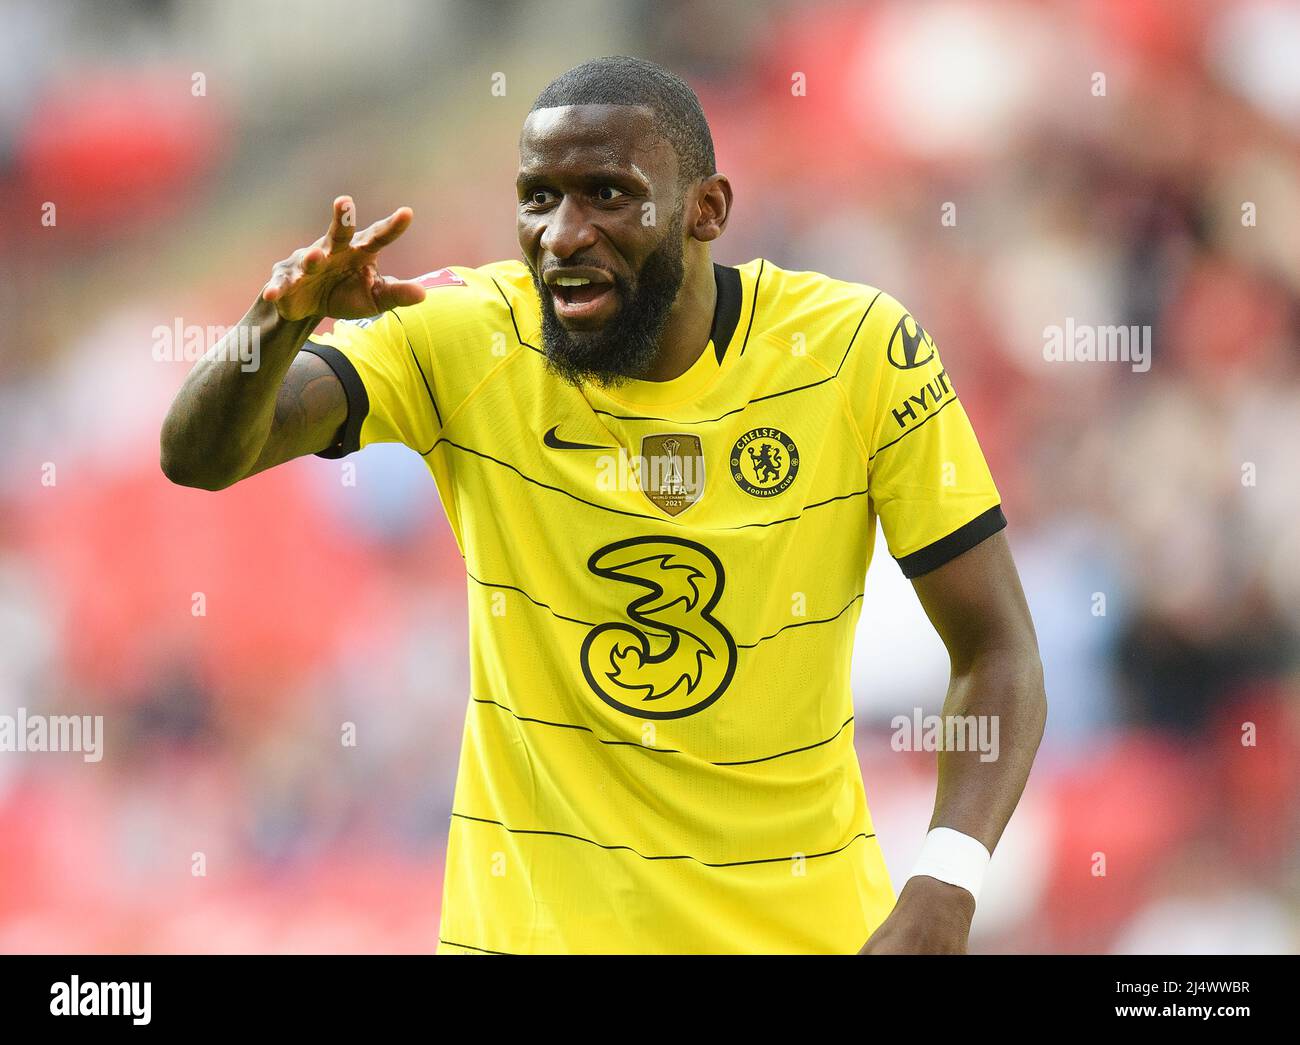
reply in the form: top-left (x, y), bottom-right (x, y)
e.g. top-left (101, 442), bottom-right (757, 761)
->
top-left (516, 166), bottom-right (650, 188)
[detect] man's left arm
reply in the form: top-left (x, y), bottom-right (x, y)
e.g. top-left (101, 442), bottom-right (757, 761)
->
top-left (860, 530), bottom-right (1046, 954)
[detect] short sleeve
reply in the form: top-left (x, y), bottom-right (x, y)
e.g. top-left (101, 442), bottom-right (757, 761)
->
top-left (300, 308), bottom-right (440, 459)
top-left (863, 296), bottom-right (1005, 578)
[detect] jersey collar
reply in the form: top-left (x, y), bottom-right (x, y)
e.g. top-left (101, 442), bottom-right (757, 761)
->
top-left (710, 263), bottom-right (743, 364)
top-left (583, 262), bottom-right (747, 410)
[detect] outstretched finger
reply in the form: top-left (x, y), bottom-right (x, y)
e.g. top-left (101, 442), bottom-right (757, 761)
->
top-left (354, 207), bottom-right (415, 252)
top-left (326, 196), bottom-right (358, 252)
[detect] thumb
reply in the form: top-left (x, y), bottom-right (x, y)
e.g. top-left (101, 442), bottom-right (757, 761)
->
top-left (372, 277), bottom-right (428, 312)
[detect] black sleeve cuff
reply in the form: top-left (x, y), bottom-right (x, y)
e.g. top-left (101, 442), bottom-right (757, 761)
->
top-left (895, 505), bottom-right (1007, 579)
top-left (301, 340), bottom-right (369, 459)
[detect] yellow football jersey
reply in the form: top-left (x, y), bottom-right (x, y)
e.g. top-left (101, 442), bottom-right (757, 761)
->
top-left (302, 258), bottom-right (1004, 954)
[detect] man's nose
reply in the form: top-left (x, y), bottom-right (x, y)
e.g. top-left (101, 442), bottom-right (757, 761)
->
top-left (539, 196), bottom-right (598, 260)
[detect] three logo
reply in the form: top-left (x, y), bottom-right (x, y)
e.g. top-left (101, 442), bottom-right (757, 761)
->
top-left (580, 536), bottom-right (736, 719)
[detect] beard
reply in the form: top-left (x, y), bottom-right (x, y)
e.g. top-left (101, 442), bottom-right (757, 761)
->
top-left (530, 224), bottom-right (686, 389)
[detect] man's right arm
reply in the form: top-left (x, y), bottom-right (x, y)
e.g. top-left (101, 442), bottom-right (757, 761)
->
top-left (159, 196), bottom-right (426, 490)
top-left (159, 300), bottom-right (342, 489)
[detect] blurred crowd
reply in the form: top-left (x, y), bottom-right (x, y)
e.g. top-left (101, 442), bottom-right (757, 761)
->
top-left (0, 0), bottom-right (1297, 953)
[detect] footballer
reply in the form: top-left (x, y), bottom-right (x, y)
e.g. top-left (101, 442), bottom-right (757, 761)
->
top-left (160, 56), bottom-right (1047, 955)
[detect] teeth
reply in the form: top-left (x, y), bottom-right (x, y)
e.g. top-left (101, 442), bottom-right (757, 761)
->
top-left (555, 276), bottom-right (591, 287)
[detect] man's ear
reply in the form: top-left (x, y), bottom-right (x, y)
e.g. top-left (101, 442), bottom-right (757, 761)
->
top-left (690, 174), bottom-right (733, 243)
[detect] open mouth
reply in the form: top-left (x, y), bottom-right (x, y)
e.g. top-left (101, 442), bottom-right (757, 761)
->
top-left (547, 273), bottom-right (618, 322)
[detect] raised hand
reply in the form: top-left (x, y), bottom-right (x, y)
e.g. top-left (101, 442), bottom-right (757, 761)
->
top-left (261, 196), bottom-right (427, 322)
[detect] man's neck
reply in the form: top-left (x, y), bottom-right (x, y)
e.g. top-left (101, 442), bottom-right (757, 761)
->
top-left (641, 259), bottom-right (717, 382)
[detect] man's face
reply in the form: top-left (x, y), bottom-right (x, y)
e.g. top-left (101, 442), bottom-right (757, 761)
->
top-left (517, 104), bottom-right (687, 387)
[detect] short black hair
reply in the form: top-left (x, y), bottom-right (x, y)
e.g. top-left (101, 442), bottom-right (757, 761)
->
top-left (529, 56), bottom-right (716, 185)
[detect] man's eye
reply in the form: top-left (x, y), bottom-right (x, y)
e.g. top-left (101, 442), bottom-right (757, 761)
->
top-left (596, 186), bottom-right (625, 201)
top-left (526, 189), bottom-right (555, 206)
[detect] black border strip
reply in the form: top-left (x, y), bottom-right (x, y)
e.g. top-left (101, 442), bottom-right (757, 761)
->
top-left (301, 340), bottom-right (369, 459)
top-left (896, 504), bottom-right (1007, 579)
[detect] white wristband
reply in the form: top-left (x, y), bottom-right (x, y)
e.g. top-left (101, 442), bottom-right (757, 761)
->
top-left (908, 827), bottom-right (992, 903)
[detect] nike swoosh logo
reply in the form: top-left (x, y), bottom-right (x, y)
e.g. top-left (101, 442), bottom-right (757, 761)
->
top-left (543, 425), bottom-right (617, 451)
